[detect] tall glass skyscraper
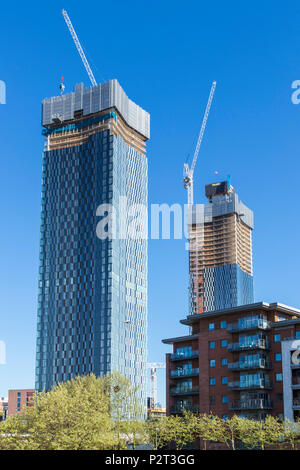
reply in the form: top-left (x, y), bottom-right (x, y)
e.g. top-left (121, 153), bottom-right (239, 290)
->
top-left (36, 80), bottom-right (150, 412)
top-left (189, 180), bottom-right (254, 314)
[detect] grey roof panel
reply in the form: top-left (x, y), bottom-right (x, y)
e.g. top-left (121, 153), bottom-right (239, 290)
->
top-left (42, 79), bottom-right (150, 139)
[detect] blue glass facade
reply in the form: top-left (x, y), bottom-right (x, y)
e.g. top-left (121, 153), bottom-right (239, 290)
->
top-left (203, 264), bottom-right (254, 311)
top-left (36, 81), bottom-right (149, 415)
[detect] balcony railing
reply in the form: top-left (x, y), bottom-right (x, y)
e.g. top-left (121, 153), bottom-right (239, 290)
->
top-left (228, 379), bottom-right (272, 390)
top-left (228, 359), bottom-right (272, 371)
top-left (170, 405), bottom-right (200, 414)
top-left (170, 386), bottom-right (199, 396)
top-left (227, 319), bottom-right (271, 333)
top-left (227, 339), bottom-right (271, 352)
top-left (170, 351), bottom-right (199, 361)
top-left (170, 368), bottom-right (199, 378)
top-left (230, 399), bottom-right (273, 410)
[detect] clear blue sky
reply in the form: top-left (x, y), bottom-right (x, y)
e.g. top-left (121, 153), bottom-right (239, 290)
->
top-left (1, 1), bottom-right (300, 406)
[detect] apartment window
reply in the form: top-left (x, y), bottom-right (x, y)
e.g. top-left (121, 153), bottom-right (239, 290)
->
top-left (276, 373), bottom-right (283, 382)
top-left (175, 346), bottom-right (192, 358)
top-left (222, 395), bottom-right (228, 404)
top-left (209, 341), bottom-right (215, 349)
top-left (274, 334), bottom-right (281, 342)
top-left (275, 353), bottom-right (282, 362)
top-left (220, 320), bottom-right (227, 329)
top-left (277, 316), bottom-right (286, 322)
top-left (209, 323), bottom-right (215, 331)
top-left (210, 359), bottom-right (216, 368)
top-left (209, 396), bottom-right (216, 405)
top-left (296, 331), bottom-right (300, 339)
top-left (16, 392), bottom-right (21, 412)
top-left (221, 358), bottom-right (228, 366)
top-left (210, 377), bottom-right (216, 386)
top-left (276, 393), bottom-right (283, 402)
top-left (221, 339), bottom-right (227, 347)
top-left (222, 376), bottom-right (228, 385)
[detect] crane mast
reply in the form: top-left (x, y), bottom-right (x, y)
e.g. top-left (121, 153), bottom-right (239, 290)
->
top-left (62, 9), bottom-right (97, 87)
top-left (148, 362), bottom-right (166, 409)
top-left (183, 81), bottom-right (216, 206)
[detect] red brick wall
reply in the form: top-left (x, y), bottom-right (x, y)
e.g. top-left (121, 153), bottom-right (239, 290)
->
top-left (7, 389), bottom-right (34, 417)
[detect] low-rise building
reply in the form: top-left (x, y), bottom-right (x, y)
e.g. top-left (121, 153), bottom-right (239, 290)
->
top-left (162, 302), bottom-right (300, 421)
top-left (7, 389), bottom-right (34, 417)
top-left (0, 397), bottom-right (8, 421)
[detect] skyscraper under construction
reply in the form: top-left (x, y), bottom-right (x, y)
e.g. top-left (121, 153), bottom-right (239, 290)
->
top-left (35, 80), bottom-right (150, 414)
top-left (189, 179), bottom-right (254, 314)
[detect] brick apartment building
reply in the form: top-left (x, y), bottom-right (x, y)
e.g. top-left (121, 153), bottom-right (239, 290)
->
top-left (7, 389), bottom-right (35, 417)
top-left (163, 302), bottom-right (300, 421)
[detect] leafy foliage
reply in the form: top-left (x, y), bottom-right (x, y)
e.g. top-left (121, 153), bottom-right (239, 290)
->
top-left (1, 376), bottom-right (300, 450)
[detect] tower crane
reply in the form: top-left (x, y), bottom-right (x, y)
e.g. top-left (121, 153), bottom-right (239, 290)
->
top-left (148, 362), bottom-right (166, 409)
top-left (183, 81), bottom-right (217, 206)
top-left (62, 9), bottom-right (97, 87)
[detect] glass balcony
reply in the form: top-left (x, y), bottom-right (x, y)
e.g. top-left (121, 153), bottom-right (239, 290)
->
top-left (170, 368), bottom-right (199, 379)
top-left (227, 319), bottom-right (271, 333)
top-left (170, 404), bottom-right (200, 414)
top-left (230, 399), bottom-right (272, 410)
top-left (228, 359), bottom-right (272, 371)
top-left (170, 386), bottom-right (199, 396)
top-left (228, 379), bottom-right (272, 390)
top-left (227, 339), bottom-right (271, 352)
top-left (170, 350), bottom-right (199, 361)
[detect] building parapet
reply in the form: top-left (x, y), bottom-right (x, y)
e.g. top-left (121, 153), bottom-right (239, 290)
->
top-left (42, 80), bottom-right (150, 139)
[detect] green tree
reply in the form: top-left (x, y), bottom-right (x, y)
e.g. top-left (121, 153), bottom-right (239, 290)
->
top-left (105, 371), bottom-right (145, 448)
top-left (146, 417), bottom-right (173, 449)
top-left (220, 415), bottom-right (248, 450)
top-left (166, 414), bottom-right (195, 450)
top-left (192, 414), bottom-right (224, 450)
top-left (281, 419), bottom-right (300, 450)
top-left (195, 414), bottom-right (247, 450)
top-left (0, 374), bottom-right (116, 450)
top-left (240, 416), bottom-right (283, 450)
top-left (121, 419), bottom-right (147, 450)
